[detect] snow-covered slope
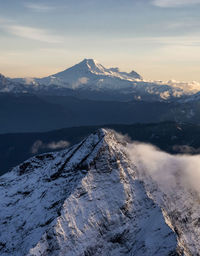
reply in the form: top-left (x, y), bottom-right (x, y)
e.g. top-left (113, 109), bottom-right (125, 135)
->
top-left (0, 74), bottom-right (25, 93)
top-left (1, 129), bottom-right (200, 255)
top-left (0, 74), bottom-right (42, 94)
top-left (34, 58), bottom-right (142, 89)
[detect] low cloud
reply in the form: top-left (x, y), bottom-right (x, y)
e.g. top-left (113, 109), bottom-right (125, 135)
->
top-left (23, 77), bottom-right (35, 85)
top-left (47, 141), bottom-right (70, 150)
top-left (152, 0), bottom-right (200, 7)
top-left (72, 77), bottom-right (89, 89)
top-left (31, 140), bottom-right (70, 154)
top-left (127, 142), bottom-right (200, 194)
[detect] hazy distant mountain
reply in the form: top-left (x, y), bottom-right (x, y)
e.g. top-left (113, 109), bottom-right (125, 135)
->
top-left (3, 59), bottom-right (200, 102)
top-left (0, 74), bottom-right (27, 93)
top-left (1, 129), bottom-right (200, 255)
top-left (1, 59), bottom-right (200, 135)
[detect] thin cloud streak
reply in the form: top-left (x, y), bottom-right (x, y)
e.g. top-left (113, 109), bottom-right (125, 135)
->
top-left (25, 3), bottom-right (55, 12)
top-left (114, 35), bottom-right (200, 48)
top-left (0, 22), bottom-right (63, 43)
top-left (7, 25), bottom-right (63, 43)
top-left (0, 17), bottom-right (14, 24)
top-left (152, 0), bottom-right (200, 7)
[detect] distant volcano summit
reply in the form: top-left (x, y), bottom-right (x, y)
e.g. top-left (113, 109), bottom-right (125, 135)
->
top-left (34, 58), bottom-right (142, 88)
top-left (1, 58), bottom-right (200, 102)
top-left (50, 58), bottom-right (142, 79)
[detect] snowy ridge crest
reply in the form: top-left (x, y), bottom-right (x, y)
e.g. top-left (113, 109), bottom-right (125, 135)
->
top-left (0, 129), bottom-right (199, 255)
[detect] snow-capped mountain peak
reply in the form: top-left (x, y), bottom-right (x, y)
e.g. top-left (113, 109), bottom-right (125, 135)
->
top-left (2, 59), bottom-right (200, 102)
top-left (59, 58), bottom-right (141, 78)
top-left (31, 59), bottom-right (142, 89)
top-left (1, 129), bottom-right (200, 255)
top-left (77, 58), bottom-right (106, 74)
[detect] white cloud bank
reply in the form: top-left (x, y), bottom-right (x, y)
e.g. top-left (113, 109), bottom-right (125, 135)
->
top-left (152, 0), bottom-right (200, 7)
top-left (127, 142), bottom-right (200, 194)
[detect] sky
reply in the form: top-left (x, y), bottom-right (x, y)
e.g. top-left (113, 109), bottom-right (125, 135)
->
top-left (0, 0), bottom-right (200, 82)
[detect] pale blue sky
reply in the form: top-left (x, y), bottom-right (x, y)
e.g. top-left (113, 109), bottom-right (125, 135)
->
top-left (1, 0), bottom-right (200, 81)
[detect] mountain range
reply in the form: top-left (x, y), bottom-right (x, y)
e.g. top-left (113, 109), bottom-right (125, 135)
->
top-left (1, 58), bottom-right (200, 102)
top-left (1, 58), bottom-right (200, 134)
top-left (1, 129), bottom-right (199, 255)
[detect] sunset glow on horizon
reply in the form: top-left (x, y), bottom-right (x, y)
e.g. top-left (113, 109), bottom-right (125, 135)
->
top-left (1, 0), bottom-right (200, 82)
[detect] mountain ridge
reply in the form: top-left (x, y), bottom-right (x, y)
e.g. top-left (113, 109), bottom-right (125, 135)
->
top-left (1, 129), bottom-right (200, 255)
